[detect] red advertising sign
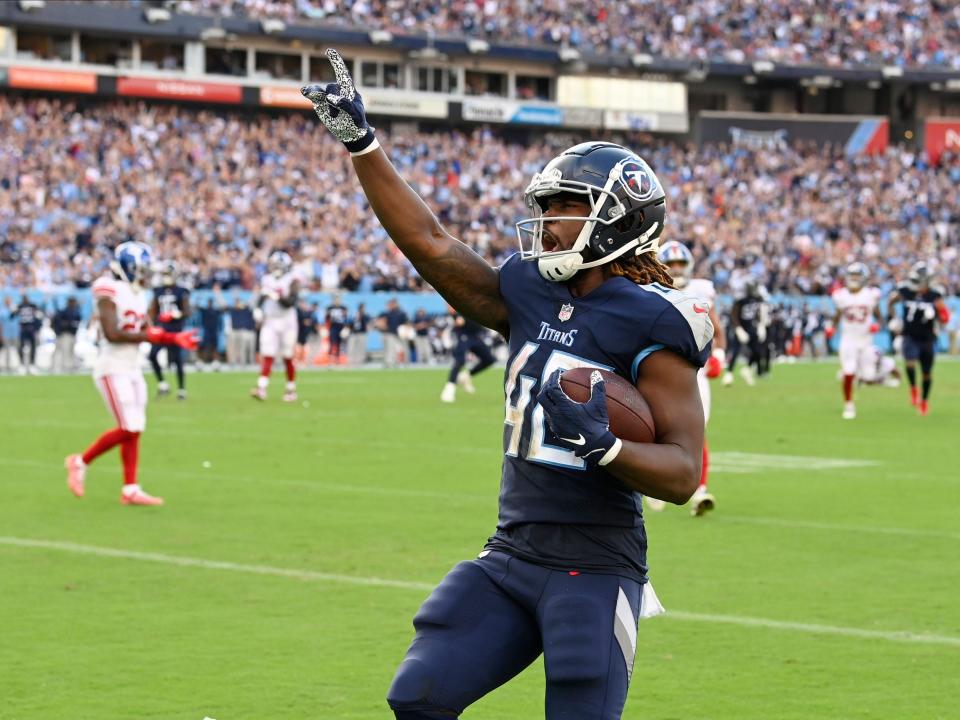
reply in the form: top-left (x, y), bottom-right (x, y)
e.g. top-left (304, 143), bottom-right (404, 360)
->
top-left (117, 77), bottom-right (242, 104)
top-left (925, 118), bottom-right (960, 164)
top-left (9, 67), bottom-right (97, 93)
top-left (259, 85), bottom-right (311, 108)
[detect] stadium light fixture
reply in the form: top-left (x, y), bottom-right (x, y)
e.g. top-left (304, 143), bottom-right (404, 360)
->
top-left (558, 47), bottom-right (581, 63)
top-left (466, 39), bottom-right (490, 54)
top-left (882, 66), bottom-right (903, 79)
top-left (369, 30), bottom-right (393, 45)
top-left (752, 60), bottom-right (774, 74)
top-left (200, 26), bottom-right (227, 41)
top-left (17, 0), bottom-right (46, 10)
top-left (631, 53), bottom-right (654, 68)
top-left (144, 7), bottom-right (172, 23)
top-left (261, 18), bottom-right (286, 34)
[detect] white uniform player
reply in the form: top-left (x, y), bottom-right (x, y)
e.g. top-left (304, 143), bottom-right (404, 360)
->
top-left (91, 274), bottom-right (149, 433)
top-left (251, 250), bottom-right (301, 402)
top-left (858, 347), bottom-right (900, 386)
top-left (654, 241), bottom-right (726, 516)
top-left (65, 242), bottom-right (197, 506)
top-left (829, 262), bottom-right (882, 419)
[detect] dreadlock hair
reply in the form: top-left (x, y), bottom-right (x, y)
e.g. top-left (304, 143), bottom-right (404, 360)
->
top-left (610, 250), bottom-right (675, 288)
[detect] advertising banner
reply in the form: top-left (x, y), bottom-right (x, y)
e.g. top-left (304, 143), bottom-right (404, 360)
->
top-left (8, 67), bottom-right (97, 93)
top-left (260, 86), bottom-right (447, 118)
top-left (117, 77), bottom-right (242, 104)
top-left (603, 110), bottom-right (689, 133)
top-left (462, 99), bottom-right (563, 126)
top-left (924, 118), bottom-right (960, 164)
top-left (697, 112), bottom-right (888, 155)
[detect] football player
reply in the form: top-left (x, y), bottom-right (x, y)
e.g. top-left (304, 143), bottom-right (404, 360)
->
top-left (148, 260), bottom-right (191, 400)
top-left (64, 242), bottom-right (198, 506)
top-left (250, 250), bottom-right (300, 402)
top-left (326, 292), bottom-right (348, 363)
top-left (652, 241), bottom-right (726, 516)
top-left (723, 279), bottom-right (765, 387)
top-left (440, 307), bottom-right (496, 403)
top-left (304, 52), bottom-right (712, 720)
top-left (825, 262), bottom-right (882, 419)
top-left (886, 262), bottom-right (950, 415)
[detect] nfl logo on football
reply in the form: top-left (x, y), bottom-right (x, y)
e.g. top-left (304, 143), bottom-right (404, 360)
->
top-left (558, 303), bottom-right (574, 322)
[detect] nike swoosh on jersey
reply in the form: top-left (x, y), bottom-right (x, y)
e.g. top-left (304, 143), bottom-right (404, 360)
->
top-left (693, 304), bottom-right (709, 314)
top-left (559, 433), bottom-right (587, 446)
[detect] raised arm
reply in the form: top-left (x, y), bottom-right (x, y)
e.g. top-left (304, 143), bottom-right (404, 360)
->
top-left (302, 50), bottom-right (507, 336)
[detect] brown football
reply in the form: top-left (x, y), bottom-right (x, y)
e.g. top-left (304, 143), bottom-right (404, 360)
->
top-left (559, 368), bottom-right (656, 444)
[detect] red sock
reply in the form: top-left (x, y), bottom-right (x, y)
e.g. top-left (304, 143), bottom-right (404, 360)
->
top-left (119, 432), bottom-right (140, 485)
top-left (843, 374), bottom-right (854, 402)
top-left (260, 356), bottom-right (274, 377)
top-left (699, 441), bottom-right (709, 490)
top-left (284, 358), bottom-right (296, 383)
top-left (82, 427), bottom-right (127, 465)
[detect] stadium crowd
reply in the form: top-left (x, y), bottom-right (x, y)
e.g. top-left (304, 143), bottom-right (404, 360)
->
top-left (152, 0), bottom-right (960, 70)
top-left (2, 94), bottom-right (958, 299)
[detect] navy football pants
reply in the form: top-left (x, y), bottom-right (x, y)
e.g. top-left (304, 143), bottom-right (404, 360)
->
top-left (387, 550), bottom-right (642, 719)
top-left (447, 337), bottom-right (495, 383)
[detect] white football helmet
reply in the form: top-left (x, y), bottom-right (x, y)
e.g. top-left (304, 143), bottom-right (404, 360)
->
top-left (657, 241), bottom-right (694, 289)
top-left (268, 250), bottom-right (293, 278)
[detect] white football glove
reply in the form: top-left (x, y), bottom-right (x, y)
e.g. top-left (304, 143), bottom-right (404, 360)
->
top-left (887, 318), bottom-right (903, 335)
top-left (253, 308), bottom-right (264, 325)
top-left (712, 347), bottom-right (727, 365)
top-left (735, 327), bottom-right (750, 344)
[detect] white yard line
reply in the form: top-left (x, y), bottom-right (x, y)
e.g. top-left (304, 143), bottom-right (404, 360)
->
top-left (2, 535), bottom-right (958, 648)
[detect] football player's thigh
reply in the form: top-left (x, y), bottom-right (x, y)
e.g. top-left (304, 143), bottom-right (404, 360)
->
top-left (387, 559), bottom-right (542, 716)
top-left (280, 322), bottom-right (297, 358)
top-left (539, 571), bottom-right (641, 720)
top-left (259, 324), bottom-right (279, 357)
top-left (839, 343), bottom-right (858, 375)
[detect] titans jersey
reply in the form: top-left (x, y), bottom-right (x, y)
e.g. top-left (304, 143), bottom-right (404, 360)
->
top-left (153, 285), bottom-right (189, 331)
top-left (485, 254), bottom-right (713, 582)
top-left (899, 285), bottom-right (943, 342)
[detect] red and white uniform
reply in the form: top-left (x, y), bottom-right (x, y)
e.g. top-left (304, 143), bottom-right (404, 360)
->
top-left (259, 272), bottom-right (298, 359)
top-left (92, 276), bottom-right (148, 432)
top-left (687, 277), bottom-right (716, 424)
top-left (859, 347), bottom-right (898, 385)
top-left (832, 286), bottom-right (881, 377)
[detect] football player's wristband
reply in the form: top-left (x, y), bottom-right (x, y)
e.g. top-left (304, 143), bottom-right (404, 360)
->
top-left (349, 136), bottom-right (380, 157)
top-left (597, 438), bottom-right (623, 467)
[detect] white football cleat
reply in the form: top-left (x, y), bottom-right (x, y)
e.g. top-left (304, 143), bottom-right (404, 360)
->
top-left (645, 496), bottom-right (666, 512)
top-left (457, 370), bottom-right (476, 394)
top-left (250, 387), bottom-right (267, 401)
top-left (120, 485), bottom-right (164, 506)
top-left (722, 371), bottom-right (734, 387)
top-left (65, 454), bottom-right (86, 498)
top-left (440, 382), bottom-right (456, 403)
top-left (690, 487), bottom-right (716, 517)
top-left (157, 381), bottom-right (170, 398)
top-left (739, 366), bottom-right (756, 387)
top-left (282, 390), bottom-right (298, 402)
top-left (842, 401), bottom-right (856, 420)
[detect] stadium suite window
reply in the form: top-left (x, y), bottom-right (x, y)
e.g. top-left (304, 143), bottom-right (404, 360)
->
top-left (415, 66), bottom-right (459, 94)
top-left (309, 54), bottom-right (353, 82)
top-left (465, 70), bottom-right (506, 97)
top-left (359, 60), bottom-right (404, 89)
top-left (516, 75), bottom-right (552, 101)
top-left (140, 40), bottom-right (183, 71)
top-left (80, 35), bottom-right (133, 68)
top-left (206, 47), bottom-right (246, 77)
top-left (15, 30), bottom-right (71, 62)
top-left (254, 50), bottom-right (301, 81)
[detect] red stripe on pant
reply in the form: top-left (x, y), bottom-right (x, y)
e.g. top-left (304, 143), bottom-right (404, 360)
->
top-left (100, 377), bottom-right (127, 430)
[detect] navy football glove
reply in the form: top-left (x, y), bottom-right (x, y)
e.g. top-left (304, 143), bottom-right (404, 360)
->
top-left (537, 369), bottom-right (622, 467)
top-left (301, 49), bottom-right (378, 156)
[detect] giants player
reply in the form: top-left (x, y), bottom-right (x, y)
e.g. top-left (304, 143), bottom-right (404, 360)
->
top-left (251, 251), bottom-right (300, 402)
top-left (826, 262), bottom-right (882, 419)
top-left (64, 242), bottom-right (198, 505)
top-left (653, 241), bottom-right (726, 516)
top-left (886, 262), bottom-right (951, 415)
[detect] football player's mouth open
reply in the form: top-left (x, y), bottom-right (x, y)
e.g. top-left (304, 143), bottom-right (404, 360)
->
top-left (542, 230), bottom-right (560, 253)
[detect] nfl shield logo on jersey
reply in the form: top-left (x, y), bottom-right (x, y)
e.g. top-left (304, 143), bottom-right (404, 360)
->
top-left (558, 303), bottom-right (574, 322)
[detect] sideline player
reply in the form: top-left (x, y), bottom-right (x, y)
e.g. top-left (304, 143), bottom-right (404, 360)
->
top-left (149, 261), bottom-right (191, 400)
top-left (654, 241), bottom-right (725, 516)
top-left (440, 307), bottom-right (496, 403)
top-left (723, 279), bottom-right (764, 387)
top-left (886, 262), bottom-right (950, 415)
top-left (64, 242), bottom-right (198, 505)
top-left (304, 52), bottom-right (712, 720)
top-left (826, 262), bottom-right (882, 419)
top-left (250, 251), bottom-right (300, 402)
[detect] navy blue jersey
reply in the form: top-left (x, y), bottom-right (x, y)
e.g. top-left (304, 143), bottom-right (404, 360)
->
top-left (733, 295), bottom-right (763, 331)
top-left (485, 254), bottom-right (712, 582)
top-left (153, 285), bottom-right (189, 331)
top-left (899, 285), bottom-right (943, 342)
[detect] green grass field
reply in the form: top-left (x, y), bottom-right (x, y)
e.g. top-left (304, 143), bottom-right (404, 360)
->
top-left (2, 362), bottom-right (959, 720)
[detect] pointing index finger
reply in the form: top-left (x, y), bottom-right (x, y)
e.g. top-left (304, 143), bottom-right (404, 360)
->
top-left (326, 49), bottom-right (355, 101)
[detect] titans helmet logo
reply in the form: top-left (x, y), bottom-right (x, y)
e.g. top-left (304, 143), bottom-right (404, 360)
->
top-left (617, 159), bottom-right (658, 202)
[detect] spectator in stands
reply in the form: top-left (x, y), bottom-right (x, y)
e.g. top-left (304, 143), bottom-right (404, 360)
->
top-left (377, 298), bottom-right (408, 368)
top-left (51, 296), bottom-right (81, 373)
top-left (347, 302), bottom-right (369, 365)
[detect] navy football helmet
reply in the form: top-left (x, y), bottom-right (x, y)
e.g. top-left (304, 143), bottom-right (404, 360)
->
top-left (907, 261), bottom-right (930, 290)
top-left (516, 142), bottom-right (666, 282)
top-left (110, 241), bottom-right (152, 286)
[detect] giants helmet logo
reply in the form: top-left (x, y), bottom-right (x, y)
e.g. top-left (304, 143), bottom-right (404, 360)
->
top-left (617, 159), bottom-right (658, 203)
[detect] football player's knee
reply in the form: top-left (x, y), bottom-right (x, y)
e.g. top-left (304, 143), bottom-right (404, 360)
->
top-left (541, 595), bottom-right (607, 683)
top-left (386, 659), bottom-right (458, 718)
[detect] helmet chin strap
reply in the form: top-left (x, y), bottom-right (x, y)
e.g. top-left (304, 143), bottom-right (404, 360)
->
top-left (537, 222), bottom-right (660, 283)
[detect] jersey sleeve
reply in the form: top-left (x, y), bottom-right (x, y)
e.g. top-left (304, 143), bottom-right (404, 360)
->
top-left (647, 295), bottom-right (714, 370)
top-left (92, 277), bottom-right (117, 300)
